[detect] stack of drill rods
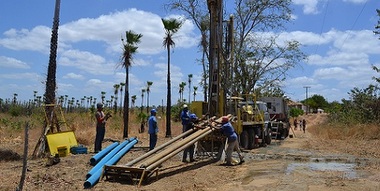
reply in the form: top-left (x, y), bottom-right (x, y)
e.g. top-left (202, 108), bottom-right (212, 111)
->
top-left (124, 128), bottom-right (197, 167)
top-left (146, 126), bottom-right (215, 171)
top-left (139, 126), bottom-right (211, 168)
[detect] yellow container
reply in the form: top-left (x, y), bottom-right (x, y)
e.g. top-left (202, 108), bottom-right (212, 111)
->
top-left (57, 145), bottom-right (68, 157)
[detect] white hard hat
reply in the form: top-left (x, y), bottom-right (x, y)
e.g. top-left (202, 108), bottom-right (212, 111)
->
top-left (183, 104), bottom-right (188, 108)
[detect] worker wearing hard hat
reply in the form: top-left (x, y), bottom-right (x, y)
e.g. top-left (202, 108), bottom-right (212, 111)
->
top-left (180, 104), bottom-right (190, 132)
top-left (182, 113), bottom-right (198, 163)
top-left (148, 109), bottom-right (158, 150)
top-left (212, 116), bottom-right (244, 166)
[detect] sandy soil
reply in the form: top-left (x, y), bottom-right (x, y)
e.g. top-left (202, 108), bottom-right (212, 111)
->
top-left (1, 113), bottom-right (380, 191)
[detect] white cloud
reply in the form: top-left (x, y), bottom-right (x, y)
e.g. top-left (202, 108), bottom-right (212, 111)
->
top-left (61, 9), bottom-right (198, 55)
top-left (342, 0), bottom-right (368, 3)
top-left (0, 72), bottom-right (41, 80)
top-left (0, 56), bottom-right (30, 69)
top-left (292, 0), bottom-right (321, 15)
top-left (62, 72), bottom-right (84, 80)
top-left (59, 49), bottom-right (116, 75)
top-left (0, 9), bottom-right (198, 57)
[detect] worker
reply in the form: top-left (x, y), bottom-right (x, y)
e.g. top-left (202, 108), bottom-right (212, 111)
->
top-left (212, 116), bottom-right (244, 166)
top-left (94, 103), bottom-right (111, 153)
top-left (148, 109), bottom-right (158, 150)
top-left (182, 113), bottom-right (198, 163)
top-left (302, 119), bottom-right (307, 133)
top-left (180, 104), bottom-right (190, 132)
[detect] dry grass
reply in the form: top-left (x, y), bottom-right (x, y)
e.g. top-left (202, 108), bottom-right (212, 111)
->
top-left (0, 110), bottom-right (182, 158)
top-left (304, 114), bottom-right (380, 158)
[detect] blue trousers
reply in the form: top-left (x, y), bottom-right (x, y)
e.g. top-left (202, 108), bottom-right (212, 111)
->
top-left (149, 133), bottom-right (157, 150)
top-left (94, 127), bottom-right (105, 152)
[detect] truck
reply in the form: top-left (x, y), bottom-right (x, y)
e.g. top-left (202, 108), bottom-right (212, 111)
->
top-left (258, 97), bottom-right (290, 140)
top-left (226, 94), bottom-right (272, 149)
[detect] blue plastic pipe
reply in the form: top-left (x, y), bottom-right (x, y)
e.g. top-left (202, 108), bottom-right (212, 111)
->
top-left (105, 138), bottom-right (138, 166)
top-left (84, 137), bottom-right (138, 189)
top-left (86, 139), bottom-right (130, 179)
top-left (90, 142), bottom-right (119, 166)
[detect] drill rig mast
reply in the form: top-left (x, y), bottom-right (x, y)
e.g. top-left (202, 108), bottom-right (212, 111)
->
top-left (207, 0), bottom-right (233, 117)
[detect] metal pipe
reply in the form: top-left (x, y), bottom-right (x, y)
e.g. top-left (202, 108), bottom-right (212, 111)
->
top-left (90, 142), bottom-right (119, 166)
top-left (140, 127), bottom-right (211, 168)
top-left (125, 128), bottom-right (196, 167)
top-left (84, 138), bottom-right (138, 189)
top-left (86, 138), bottom-right (132, 179)
top-left (146, 127), bottom-right (214, 171)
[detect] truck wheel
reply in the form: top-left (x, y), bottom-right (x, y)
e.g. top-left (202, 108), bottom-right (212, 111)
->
top-left (248, 128), bottom-right (255, 149)
top-left (265, 133), bottom-right (272, 145)
top-left (240, 130), bottom-right (249, 149)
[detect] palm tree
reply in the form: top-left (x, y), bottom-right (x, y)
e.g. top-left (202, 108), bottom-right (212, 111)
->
top-left (101, 91), bottom-right (106, 104)
top-left (146, 81), bottom-right (153, 113)
top-left (131, 95), bottom-right (137, 108)
top-left (121, 30), bottom-right (143, 139)
top-left (33, 0), bottom-right (61, 158)
top-left (179, 82), bottom-right (186, 103)
top-left (162, 18), bottom-right (183, 137)
top-left (113, 84), bottom-right (120, 114)
top-left (141, 88), bottom-right (146, 113)
top-left (119, 82), bottom-right (125, 115)
top-left (193, 86), bottom-right (198, 101)
top-left (188, 74), bottom-right (193, 104)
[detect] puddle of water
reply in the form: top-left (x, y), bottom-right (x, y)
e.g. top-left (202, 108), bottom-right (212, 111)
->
top-left (286, 162), bottom-right (357, 179)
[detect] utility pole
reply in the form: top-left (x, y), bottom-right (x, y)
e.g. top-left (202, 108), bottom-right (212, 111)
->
top-left (303, 86), bottom-right (310, 114)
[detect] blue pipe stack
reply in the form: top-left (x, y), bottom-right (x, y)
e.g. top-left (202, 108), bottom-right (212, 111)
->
top-left (90, 142), bottom-right (119, 166)
top-left (84, 137), bottom-right (138, 189)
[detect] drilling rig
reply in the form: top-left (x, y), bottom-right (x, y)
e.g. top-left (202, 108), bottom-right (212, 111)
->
top-left (192, 0), bottom-right (272, 152)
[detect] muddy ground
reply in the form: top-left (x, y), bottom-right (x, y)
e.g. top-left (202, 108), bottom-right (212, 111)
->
top-left (1, 113), bottom-right (380, 191)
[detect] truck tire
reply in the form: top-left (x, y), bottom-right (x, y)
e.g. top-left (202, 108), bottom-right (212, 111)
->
top-left (240, 130), bottom-right (249, 149)
top-left (265, 133), bottom-right (272, 145)
top-left (248, 128), bottom-right (255, 149)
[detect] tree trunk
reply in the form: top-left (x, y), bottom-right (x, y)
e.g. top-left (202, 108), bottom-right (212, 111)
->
top-left (123, 65), bottom-right (129, 139)
top-left (166, 45), bottom-right (172, 137)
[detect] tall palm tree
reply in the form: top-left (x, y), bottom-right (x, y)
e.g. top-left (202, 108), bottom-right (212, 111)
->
top-left (146, 81), bottom-right (153, 113)
top-left (131, 95), bottom-right (137, 108)
top-left (101, 91), bottom-right (106, 104)
top-left (141, 88), bottom-right (146, 113)
top-left (113, 84), bottom-right (120, 114)
top-left (188, 74), bottom-right (193, 104)
top-left (33, 0), bottom-right (61, 158)
top-left (193, 86), bottom-right (198, 101)
top-left (162, 18), bottom-right (183, 137)
top-left (121, 30), bottom-right (142, 139)
top-left (179, 82), bottom-right (186, 103)
top-left (119, 82), bottom-right (125, 115)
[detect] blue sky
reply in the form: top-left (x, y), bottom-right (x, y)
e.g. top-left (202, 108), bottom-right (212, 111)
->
top-left (0, 0), bottom-right (379, 107)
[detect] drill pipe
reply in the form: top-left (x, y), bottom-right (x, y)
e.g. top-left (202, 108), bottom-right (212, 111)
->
top-left (139, 127), bottom-right (211, 168)
top-left (146, 126), bottom-right (214, 171)
top-left (125, 128), bottom-right (196, 167)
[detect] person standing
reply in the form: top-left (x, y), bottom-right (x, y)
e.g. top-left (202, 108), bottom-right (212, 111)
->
top-left (94, 103), bottom-right (111, 153)
top-left (212, 116), bottom-right (244, 166)
top-left (180, 104), bottom-right (190, 132)
top-left (148, 109), bottom-right (158, 150)
top-left (302, 119), bottom-right (307, 133)
top-left (182, 113), bottom-right (198, 163)
top-left (293, 118), bottom-right (298, 130)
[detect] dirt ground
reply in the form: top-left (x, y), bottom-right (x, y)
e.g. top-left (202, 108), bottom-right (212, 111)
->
top-left (1, 113), bottom-right (380, 191)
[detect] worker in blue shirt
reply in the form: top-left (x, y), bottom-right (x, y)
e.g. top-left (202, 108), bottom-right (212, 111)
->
top-left (180, 104), bottom-right (190, 132)
top-left (212, 116), bottom-right (244, 166)
top-left (182, 113), bottom-right (198, 162)
top-left (148, 109), bottom-right (158, 150)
